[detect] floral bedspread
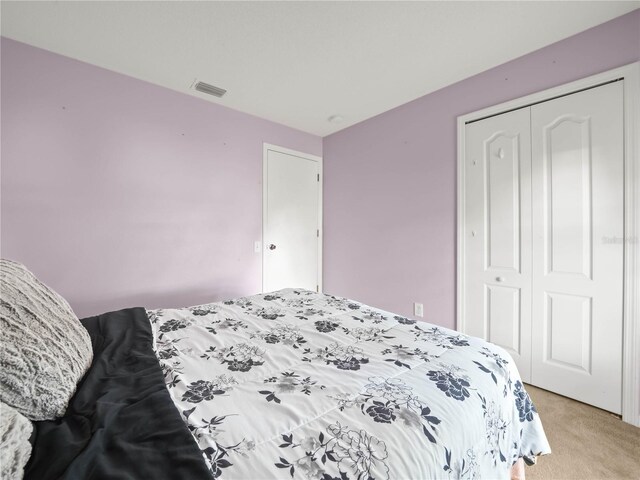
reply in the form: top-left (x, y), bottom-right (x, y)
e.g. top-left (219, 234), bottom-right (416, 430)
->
top-left (148, 289), bottom-right (550, 480)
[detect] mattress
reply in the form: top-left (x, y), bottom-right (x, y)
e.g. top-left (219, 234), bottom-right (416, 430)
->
top-left (148, 288), bottom-right (550, 479)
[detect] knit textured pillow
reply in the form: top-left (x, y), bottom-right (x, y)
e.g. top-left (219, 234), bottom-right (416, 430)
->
top-left (0, 259), bottom-right (93, 420)
top-left (0, 401), bottom-right (33, 480)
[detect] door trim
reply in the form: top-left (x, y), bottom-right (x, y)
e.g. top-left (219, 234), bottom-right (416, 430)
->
top-left (456, 62), bottom-right (640, 426)
top-left (262, 143), bottom-right (323, 294)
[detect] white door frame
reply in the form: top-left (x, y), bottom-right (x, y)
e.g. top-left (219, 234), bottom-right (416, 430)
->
top-left (456, 62), bottom-right (640, 426)
top-left (262, 143), bottom-right (323, 293)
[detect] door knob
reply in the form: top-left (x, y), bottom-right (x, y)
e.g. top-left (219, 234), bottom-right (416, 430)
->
top-left (268, 244), bottom-right (276, 250)
top-left (496, 276), bottom-right (505, 282)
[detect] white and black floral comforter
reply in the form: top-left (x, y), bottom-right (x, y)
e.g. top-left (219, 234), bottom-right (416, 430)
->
top-left (148, 289), bottom-right (550, 480)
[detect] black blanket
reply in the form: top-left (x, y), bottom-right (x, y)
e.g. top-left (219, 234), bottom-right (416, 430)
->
top-left (25, 308), bottom-right (213, 480)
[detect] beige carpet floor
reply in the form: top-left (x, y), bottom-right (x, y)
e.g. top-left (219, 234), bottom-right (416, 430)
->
top-left (524, 384), bottom-right (640, 480)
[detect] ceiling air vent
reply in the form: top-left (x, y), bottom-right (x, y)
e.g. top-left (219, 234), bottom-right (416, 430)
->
top-left (194, 81), bottom-right (227, 98)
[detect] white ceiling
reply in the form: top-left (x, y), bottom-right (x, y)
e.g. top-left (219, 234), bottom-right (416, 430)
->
top-left (1, 1), bottom-right (638, 136)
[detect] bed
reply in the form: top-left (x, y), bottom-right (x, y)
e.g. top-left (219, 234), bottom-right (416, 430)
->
top-left (2, 261), bottom-right (549, 479)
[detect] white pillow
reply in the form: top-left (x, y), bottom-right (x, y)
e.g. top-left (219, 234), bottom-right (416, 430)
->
top-left (0, 401), bottom-right (33, 480)
top-left (0, 259), bottom-right (93, 420)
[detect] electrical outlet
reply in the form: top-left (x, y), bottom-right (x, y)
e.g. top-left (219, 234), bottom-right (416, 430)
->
top-left (254, 241), bottom-right (261, 253)
top-left (414, 302), bottom-right (424, 318)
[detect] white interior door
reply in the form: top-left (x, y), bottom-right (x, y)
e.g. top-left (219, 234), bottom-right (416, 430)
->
top-left (463, 108), bottom-right (533, 381)
top-left (462, 81), bottom-right (625, 412)
top-left (530, 82), bottom-right (624, 414)
top-left (263, 146), bottom-right (321, 293)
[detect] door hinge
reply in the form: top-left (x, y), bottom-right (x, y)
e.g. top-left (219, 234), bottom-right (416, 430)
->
top-left (317, 229), bottom-right (319, 237)
top-left (316, 285), bottom-right (319, 292)
top-left (317, 174), bottom-right (320, 182)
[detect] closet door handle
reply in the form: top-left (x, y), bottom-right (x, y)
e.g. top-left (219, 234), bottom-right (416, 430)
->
top-left (496, 277), bottom-right (505, 282)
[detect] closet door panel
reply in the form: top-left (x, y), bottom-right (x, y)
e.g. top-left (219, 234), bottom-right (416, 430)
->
top-left (531, 81), bottom-right (624, 414)
top-left (545, 116), bottom-right (592, 277)
top-left (486, 285), bottom-right (522, 354)
top-left (463, 108), bottom-right (532, 381)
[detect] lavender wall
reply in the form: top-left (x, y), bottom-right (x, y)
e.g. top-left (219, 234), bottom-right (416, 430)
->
top-left (323, 10), bottom-right (640, 328)
top-left (1, 38), bottom-right (321, 318)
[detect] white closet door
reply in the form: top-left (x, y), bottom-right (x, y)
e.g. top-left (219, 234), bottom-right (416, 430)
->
top-left (463, 108), bottom-right (532, 381)
top-left (530, 82), bottom-right (624, 413)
